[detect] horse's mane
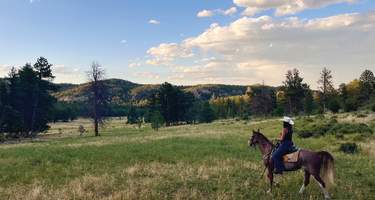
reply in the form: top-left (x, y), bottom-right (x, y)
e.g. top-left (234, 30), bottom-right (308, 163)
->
top-left (255, 132), bottom-right (274, 147)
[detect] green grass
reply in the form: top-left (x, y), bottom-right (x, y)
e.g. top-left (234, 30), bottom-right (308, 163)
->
top-left (0, 116), bottom-right (374, 199)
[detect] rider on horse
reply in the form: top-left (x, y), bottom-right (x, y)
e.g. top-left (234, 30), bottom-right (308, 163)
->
top-left (271, 116), bottom-right (294, 174)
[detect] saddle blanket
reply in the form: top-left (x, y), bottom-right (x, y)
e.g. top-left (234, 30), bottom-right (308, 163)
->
top-left (283, 150), bottom-right (300, 163)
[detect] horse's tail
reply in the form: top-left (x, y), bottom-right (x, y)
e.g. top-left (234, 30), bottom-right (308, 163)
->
top-left (319, 151), bottom-right (335, 188)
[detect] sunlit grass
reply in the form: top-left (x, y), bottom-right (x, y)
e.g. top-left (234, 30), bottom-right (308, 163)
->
top-left (0, 115), bottom-right (373, 199)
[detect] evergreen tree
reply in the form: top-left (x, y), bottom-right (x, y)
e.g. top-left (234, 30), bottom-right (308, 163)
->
top-left (151, 82), bottom-right (195, 126)
top-left (303, 89), bottom-right (314, 115)
top-left (198, 102), bottom-right (215, 123)
top-left (359, 69), bottom-right (375, 102)
top-left (34, 57), bottom-right (55, 80)
top-left (328, 98), bottom-right (341, 113)
top-left (283, 69), bottom-right (308, 115)
top-left (127, 105), bottom-right (139, 124)
top-left (0, 81), bottom-right (8, 134)
top-left (150, 111), bottom-right (164, 131)
top-left (317, 67), bottom-right (334, 113)
top-left (250, 86), bottom-right (275, 116)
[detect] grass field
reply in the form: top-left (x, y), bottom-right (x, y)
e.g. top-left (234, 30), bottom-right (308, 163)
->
top-left (0, 114), bottom-right (374, 199)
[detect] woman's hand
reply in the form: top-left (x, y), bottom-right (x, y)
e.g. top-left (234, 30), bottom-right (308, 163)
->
top-left (272, 139), bottom-right (281, 144)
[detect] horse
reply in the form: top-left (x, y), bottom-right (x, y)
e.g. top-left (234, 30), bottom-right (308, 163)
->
top-left (248, 129), bottom-right (335, 199)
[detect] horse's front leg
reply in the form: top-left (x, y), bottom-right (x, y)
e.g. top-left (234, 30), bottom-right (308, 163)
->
top-left (267, 167), bottom-right (273, 194)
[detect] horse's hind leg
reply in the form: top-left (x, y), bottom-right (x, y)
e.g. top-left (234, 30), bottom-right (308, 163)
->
top-left (312, 174), bottom-right (331, 199)
top-left (299, 170), bottom-right (310, 194)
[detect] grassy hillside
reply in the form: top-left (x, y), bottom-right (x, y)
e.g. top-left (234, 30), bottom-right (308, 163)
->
top-left (53, 79), bottom-right (140, 102)
top-left (53, 79), bottom-right (252, 103)
top-left (0, 113), bottom-right (374, 199)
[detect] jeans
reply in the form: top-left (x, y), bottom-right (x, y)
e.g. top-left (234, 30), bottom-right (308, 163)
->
top-left (271, 140), bottom-right (293, 172)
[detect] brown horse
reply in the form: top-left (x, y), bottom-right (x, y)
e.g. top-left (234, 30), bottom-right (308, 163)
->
top-left (248, 129), bottom-right (335, 199)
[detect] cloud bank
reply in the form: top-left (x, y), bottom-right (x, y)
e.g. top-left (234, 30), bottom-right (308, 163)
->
top-left (234, 0), bottom-right (356, 16)
top-left (146, 11), bottom-right (375, 86)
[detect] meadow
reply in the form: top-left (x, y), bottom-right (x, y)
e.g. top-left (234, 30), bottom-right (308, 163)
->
top-left (0, 114), bottom-right (374, 200)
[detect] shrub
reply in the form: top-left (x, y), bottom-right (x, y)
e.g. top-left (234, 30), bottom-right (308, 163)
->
top-left (356, 113), bottom-right (368, 118)
top-left (328, 99), bottom-right (341, 113)
top-left (344, 98), bottom-right (359, 112)
top-left (328, 123), bottom-right (373, 136)
top-left (295, 117), bottom-right (373, 138)
top-left (272, 106), bottom-right (284, 116)
top-left (339, 143), bottom-right (358, 154)
top-left (372, 104), bottom-right (375, 112)
top-left (78, 125), bottom-right (86, 136)
top-left (295, 118), bottom-right (335, 138)
top-left (335, 133), bottom-right (344, 139)
top-left (150, 111), bottom-right (165, 131)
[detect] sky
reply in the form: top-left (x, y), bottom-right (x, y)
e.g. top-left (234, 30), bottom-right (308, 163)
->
top-left (0, 0), bottom-right (375, 89)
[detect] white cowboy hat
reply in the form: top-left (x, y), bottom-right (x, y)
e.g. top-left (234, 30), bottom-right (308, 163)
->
top-left (281, 116), bottom-right (294, 125)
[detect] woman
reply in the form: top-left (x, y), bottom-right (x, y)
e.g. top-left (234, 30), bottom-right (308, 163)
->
top-left (271, 116), bottom-right (294, 174)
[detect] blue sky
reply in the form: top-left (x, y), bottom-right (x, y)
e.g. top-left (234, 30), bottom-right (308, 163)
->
top-left (0, 0), bottom-right (375, 87)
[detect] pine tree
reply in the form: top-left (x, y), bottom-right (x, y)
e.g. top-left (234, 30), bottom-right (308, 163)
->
top-left (359, 69), bottom-right (375, 102)
top-left (303, 89), bottom-right (314, 115)
top-left (34, 57), bottom-right (55, 80)
top-left (198, 102), bottom-right (215, 123)
top-left (283, 69), bottom-right (308, 115)
top-left (317, 67), bottom-right (334, 113)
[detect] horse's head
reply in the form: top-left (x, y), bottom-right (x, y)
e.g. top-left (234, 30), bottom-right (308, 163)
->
top-left (248, 129), bottom-right (261, 148)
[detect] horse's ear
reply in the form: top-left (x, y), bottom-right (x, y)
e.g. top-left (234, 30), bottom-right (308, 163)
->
top-left (257, 128), bottom-right (260, 132)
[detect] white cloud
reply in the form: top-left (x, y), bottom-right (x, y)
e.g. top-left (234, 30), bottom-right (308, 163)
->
top-left (52, 65), bottom-right (86, 83)
top-left (0, 65), bottom-right (13, 76)
top-left (197, 10), bottom-right (214, 18)
top-left (234, 0), bottom-right (357, 16)
top-left (146, 43), bottom-right (193, 65)
top-left (197, 7), bottom-right (238, 18)
top-left (133, 72), bottom-right (160, 80)
top-left (147, 12), bottom-right (375, 86)
top-left (120, 39), bottom-right (127, 44)
top-left (128, 62), bottom-right (141, 68)
top-left (242, 7), bottom-right (263, 16)
top-left (0, 64), bottom-right (83, 84)
top-left (223, 7), bottom-right (238, 16)
top-left (148, 19), bottom-right (160, 25)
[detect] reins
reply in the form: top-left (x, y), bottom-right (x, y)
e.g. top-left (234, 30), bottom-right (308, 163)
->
top-left (256, 139), bottom-right (276, 180)
top-left (259, 151), bottom-right (272, 180)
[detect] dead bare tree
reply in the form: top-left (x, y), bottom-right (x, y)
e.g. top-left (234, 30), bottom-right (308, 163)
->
top-left (87, 62), bottom-right (108, 136)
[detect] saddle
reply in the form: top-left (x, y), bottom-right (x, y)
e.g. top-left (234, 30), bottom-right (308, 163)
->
top-left (283, 150), bottom-right (300, 163)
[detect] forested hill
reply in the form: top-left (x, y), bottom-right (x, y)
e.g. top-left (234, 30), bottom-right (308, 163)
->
top-left (53, 79), bottom-right (251, 102)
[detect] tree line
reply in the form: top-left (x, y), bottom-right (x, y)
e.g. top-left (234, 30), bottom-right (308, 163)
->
top-left (0, 57), bottom-right (55, 138)
top-left (209, 68), bottom-right (375, 119)
top-left (0, 57), bottom-right (374, 138)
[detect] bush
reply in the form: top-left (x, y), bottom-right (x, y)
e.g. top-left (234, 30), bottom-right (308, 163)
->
top-left (272, 106), bottom-right (284, 116)
top-left (344, 98), bottom-right (359, 112)
top-left (328, 123), bottom-right (373, 136)
top-left (372, 104), bottom-right (375, 112)
top-left (328, 99), bottom-right (341, 113)
top-left (295, 118), bottom-right (335, 138)
top-left (295, 117), bottom-right (373, 138)
top-left (150, 111), bottom-right (165, 131)
top-left (339, 143), bottom-right (358, 154)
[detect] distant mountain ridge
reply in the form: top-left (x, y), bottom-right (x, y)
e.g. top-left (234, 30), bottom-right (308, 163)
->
top-left (53, 78), bottom-right (256, 103)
